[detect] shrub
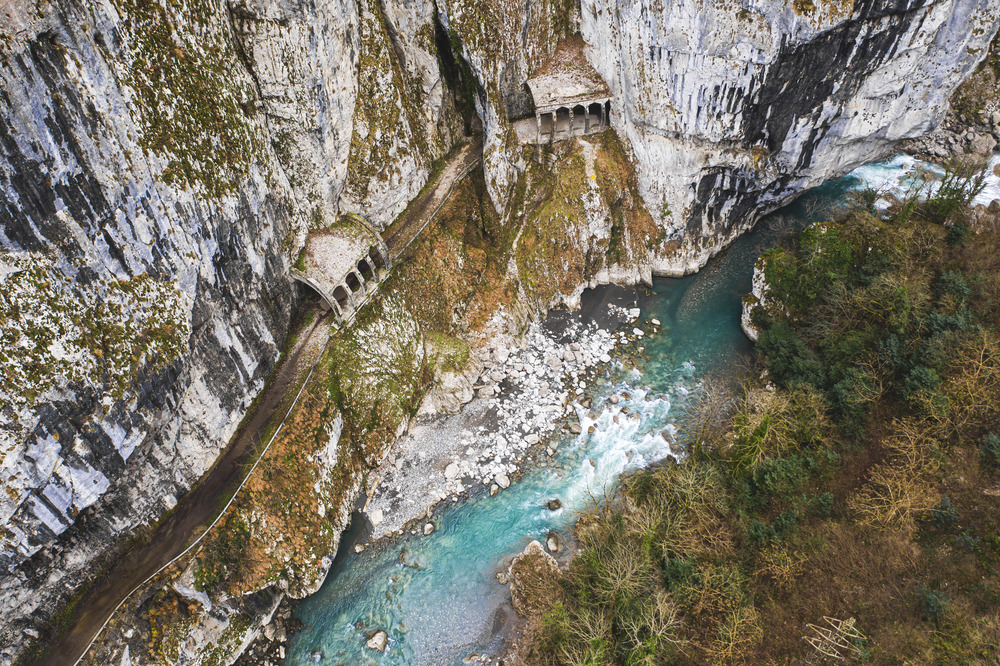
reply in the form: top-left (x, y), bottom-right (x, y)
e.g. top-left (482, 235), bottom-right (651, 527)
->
top-left (849, 424), bottom-right (940, 533)
top-left (946, 222), bottom-right (969, 246)
top-left (799, 491), bottom-right (835, 518)
top-left (936, 271), bottom-right (971, 302)
top-left (903, 365), bottom-right (940, 400)
top-left (924, 160), bottom-right (988, 223)
top-left (754, 543), bottom-right (808, 586)
top-left (850, 187), bottom-right (881, 216)
top-left (757, 321), bottom-right (825, 388)
top-left (980, 433), bottom-right (1000, 468)
top-left (932, 496), bottom-right (959, 527)
top-left (919, 585), bottom-right (950, 625)
top-left (955, 531), bottom-right (981, 551)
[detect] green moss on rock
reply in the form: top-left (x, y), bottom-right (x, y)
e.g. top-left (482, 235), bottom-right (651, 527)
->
top-left (110, 0), bottom-right (264, 197)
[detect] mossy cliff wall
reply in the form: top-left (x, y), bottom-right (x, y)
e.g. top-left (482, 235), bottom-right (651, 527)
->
top-left (81, 131), bottom-right (666, 666)
top-left (0, 0), bottom-right (998, 663)
top-left (0, 2), bottom-right (293, 660)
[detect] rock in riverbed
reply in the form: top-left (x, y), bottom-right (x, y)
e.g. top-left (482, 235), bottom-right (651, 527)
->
top-left (366, 629), bottom-right (388, 652)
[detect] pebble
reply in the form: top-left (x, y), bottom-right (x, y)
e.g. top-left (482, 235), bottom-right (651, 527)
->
top-left (354, 543), bottom-right (366, 554)
top-left (423, 522), bottom-right (435, 535)
top-left (361, 310), bottom-right (626, 539)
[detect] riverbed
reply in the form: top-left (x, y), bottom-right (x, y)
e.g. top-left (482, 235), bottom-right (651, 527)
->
top-left (285, 154), bottom-right (986, 665)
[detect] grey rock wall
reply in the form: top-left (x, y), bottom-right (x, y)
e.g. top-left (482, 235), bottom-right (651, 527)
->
top-left (440, 0), bottom-right (998, 271)
top-left (0, 0), bottom-right (298, 656)
top-left (0, 0), bottom-right (465, 658)
top-left (585, 0), bottom-right (1000, 273)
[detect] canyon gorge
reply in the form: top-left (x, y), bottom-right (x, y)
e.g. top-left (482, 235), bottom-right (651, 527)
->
top-left (1, 0), bottom-right (998, 663)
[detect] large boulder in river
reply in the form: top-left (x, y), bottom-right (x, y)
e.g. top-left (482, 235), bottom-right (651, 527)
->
top-left (366, 629), bottom-right (388, 652)
top-left (508, 540), bottom-right (562, 617)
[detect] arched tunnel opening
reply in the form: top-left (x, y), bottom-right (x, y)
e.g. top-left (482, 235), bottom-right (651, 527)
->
top-left (294, 279), bottom-right (323, 307)
top-left (333, 285), bottom-right (351, 310)
top-left (369, 247), bottom-right (386, 270)
top-left (357, 259), bottom-right (374, 281)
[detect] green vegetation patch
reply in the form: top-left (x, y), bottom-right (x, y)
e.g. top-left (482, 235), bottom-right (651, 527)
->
top-left (518, 163), bottom-right (1000, 664)
top-left (0, 253), bottom-right (189, 420)
top-left (951, 29), bottom-right (1000, 124)
top-left (343, 0), bottom-right (428, 202)
top-left (110, 0), bottom-right (264, 197)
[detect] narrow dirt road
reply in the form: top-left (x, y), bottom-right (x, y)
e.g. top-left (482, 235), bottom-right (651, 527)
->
top-left (384, 138), bottom-right (483, 258)
top-left (36, 306), bottom-right (333, 666)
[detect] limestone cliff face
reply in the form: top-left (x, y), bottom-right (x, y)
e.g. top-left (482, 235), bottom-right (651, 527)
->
top-left (444, 0), bottom-right (999, 271)
top-left (0, 1), bottom-right (296, 655)
top-left (0, 0), bottom-right (461, 659)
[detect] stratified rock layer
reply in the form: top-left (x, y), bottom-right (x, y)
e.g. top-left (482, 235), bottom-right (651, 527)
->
top-left (444, 0), bottom-right (999, 270)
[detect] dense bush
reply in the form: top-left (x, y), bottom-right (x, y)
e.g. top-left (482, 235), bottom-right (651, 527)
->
top-left (519, 174), bottom-right (1000, 664)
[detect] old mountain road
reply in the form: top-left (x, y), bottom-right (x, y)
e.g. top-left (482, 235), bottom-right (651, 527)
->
top-left (384, 138), bottom-right (483, 259)
top-left (36, 307), bottom-right (333, 666)
top-left (38, 136), bottom-right (484, 666)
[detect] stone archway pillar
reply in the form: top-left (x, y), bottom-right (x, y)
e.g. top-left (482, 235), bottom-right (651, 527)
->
top-left (568, 107), bottom-right (574, 134)
top-left (599, 103), bottom-right (605, 131)
top-left (549, 111), bottom-right (556, 143)
top-left (535, 113), bottom-right (541, 145)
top-left (584, 107), bottom-right (590, 133)
top-left (339, 282), bottom-right (356, 311)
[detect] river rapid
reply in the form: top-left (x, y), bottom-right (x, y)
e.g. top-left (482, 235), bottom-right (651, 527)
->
top-left (286, 154), bottom-right (999, 665)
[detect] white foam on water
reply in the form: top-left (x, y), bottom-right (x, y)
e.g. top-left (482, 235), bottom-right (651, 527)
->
top-left (846, 152), bottom-right (1000, 209)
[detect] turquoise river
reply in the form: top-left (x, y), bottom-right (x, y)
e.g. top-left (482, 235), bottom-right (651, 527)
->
top-left (287, 154), bottom-right (1000, 665)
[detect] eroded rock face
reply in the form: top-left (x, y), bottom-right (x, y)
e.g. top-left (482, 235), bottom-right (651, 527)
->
top-left (0, 0), bottom-right (462, 659)
top-left (443, 0), bottom-right (1000, 272)
top-left (0, 1), bottom-right (296, 656)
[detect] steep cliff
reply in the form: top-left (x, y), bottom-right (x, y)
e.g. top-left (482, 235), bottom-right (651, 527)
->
top-left (444, 0), bottom-right (999, 270)
top-left (0, 0), bottom-right (462, 661)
